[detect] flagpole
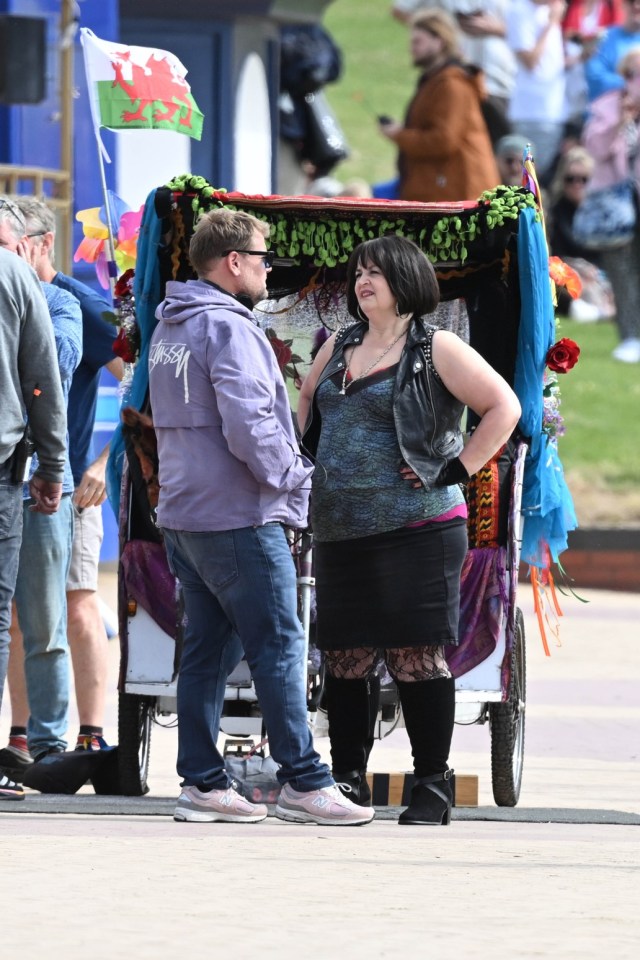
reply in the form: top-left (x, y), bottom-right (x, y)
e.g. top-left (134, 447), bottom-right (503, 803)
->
top-left (94, 132), bottom-right (119, 302)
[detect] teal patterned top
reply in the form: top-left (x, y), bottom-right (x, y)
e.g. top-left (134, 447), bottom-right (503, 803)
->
top-left (311, 365), bottom-right (464, 542)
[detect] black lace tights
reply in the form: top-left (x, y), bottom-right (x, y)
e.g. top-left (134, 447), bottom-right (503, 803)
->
top-left (324, 645), bottom-right (451, 683)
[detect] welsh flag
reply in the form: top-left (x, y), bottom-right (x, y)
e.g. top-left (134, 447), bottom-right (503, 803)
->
top-left (80, 28), bottom-right (204, 152)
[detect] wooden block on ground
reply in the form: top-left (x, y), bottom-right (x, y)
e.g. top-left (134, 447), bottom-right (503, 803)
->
top-left (366, 772), bottom-right (478, 807)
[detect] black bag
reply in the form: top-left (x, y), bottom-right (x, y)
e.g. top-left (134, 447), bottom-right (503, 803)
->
top-left (280, 24), bottom-right (342, 97)
top-left (301, 90), bottom-right (349, 176)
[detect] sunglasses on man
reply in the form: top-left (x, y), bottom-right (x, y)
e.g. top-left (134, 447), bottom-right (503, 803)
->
top-left (223, 249), bottom-right (276, 269)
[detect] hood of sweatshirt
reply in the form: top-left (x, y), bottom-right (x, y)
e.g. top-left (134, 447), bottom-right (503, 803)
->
top-left (155, 279), bottom-right (257, 326)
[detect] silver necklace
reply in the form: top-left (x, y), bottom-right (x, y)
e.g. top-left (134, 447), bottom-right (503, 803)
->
top-left (340, 328), bottom-right (407, 395)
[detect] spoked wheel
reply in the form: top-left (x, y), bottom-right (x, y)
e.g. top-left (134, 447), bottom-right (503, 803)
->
top-left (118, 691), bottom-right (154, 796)
top-left (489, 607), bottom-right (526, 806)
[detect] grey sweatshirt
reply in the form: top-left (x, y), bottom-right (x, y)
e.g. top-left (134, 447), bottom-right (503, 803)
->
top-left (0, 249), bottom-right (67, 482)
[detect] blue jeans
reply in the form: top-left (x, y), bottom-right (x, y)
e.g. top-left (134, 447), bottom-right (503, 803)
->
top-left (0, 459), bottom-right (23, 715)
top-left (14, 496), bottom-right (73, 756)
top-left (163, 523), bottom-right (332, 792)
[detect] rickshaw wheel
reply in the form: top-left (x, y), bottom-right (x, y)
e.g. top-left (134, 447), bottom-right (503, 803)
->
top-left (489, 607), bottom-right (526, 806)
top-left (118, 691), bottom-right (153, 795)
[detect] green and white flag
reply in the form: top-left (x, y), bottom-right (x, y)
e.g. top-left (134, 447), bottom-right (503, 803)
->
top-left (80, 28), bottom-right (204, 160)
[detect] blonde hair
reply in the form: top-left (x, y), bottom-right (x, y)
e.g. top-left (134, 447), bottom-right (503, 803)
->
top-left (617, 45), bottom-right (640, 76)
top-left (189, 208), bottom-right (269, 276)
top-left (549, 146), bottom-right (595, 203)
top-left (410, 7), bottom-right (461, 60)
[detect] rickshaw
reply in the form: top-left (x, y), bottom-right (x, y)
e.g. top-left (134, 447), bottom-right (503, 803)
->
top-left (108, 174), bottom-right (576, 805)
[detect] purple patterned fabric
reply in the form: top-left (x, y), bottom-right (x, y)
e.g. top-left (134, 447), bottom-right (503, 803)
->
top-left (120, 539), bottom-right (178, 640)
top-left (445, 547), bottom-right (508, 678)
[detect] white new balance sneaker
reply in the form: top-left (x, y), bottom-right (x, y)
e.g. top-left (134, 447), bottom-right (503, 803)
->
top-left (174, 784), bottom-right (268, 823)
top-left (275, 782), bottom-right (374, 826)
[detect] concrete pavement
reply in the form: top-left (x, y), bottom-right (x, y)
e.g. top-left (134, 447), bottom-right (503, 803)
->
top-left (1, 575), bottom-right (638, 959)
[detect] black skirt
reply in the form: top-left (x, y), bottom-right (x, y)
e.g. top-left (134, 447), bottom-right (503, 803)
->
top-left (314, 519), bottom-right (467, 651)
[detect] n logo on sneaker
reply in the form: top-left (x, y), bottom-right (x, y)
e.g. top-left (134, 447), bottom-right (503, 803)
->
top-left (312, 796), bottom-right (332, 809)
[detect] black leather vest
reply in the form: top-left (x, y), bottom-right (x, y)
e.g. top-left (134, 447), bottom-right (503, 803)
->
top-left (302, 317), bottom-right (465, 488)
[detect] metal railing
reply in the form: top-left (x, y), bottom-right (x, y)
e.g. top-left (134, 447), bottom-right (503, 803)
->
top-left (0, 164), bottom-right (72, 273)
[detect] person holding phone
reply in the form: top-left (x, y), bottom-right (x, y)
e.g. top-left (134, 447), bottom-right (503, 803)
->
top-left (380, 7), bottom-right (499, 201)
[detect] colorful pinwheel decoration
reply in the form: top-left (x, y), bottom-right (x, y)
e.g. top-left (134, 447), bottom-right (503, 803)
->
top-left (74, 191), bottom-right (143, 289)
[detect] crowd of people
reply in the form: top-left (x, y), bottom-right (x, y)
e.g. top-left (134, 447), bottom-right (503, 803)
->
top-left (378, 1), bottom-right (640, 363)
top-left (0, 195), bottom-right (121, 800)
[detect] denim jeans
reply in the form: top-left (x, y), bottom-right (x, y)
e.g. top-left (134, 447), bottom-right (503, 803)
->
top-left (14, 496), bottom-right (74, 756)
top-left (163, 523), bottom-right (332, 792)
top-left (0, 459), bottom-right (23, 715)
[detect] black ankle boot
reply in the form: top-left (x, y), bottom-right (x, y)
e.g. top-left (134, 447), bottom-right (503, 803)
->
top-left (395, 677), bottom-right (456, 824)
top-left (333, 768), bottom-right (372, 806)
top-left (324, 673), bottom-right (380, 797)
top-left (398, 770), bottom-right (454, 825)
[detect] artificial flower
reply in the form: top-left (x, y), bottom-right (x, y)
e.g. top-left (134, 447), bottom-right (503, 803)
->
top-left (546, 337), bottom-right (580, 374)
top-left (113, 326), bottom-right (138, 364)
top-left (114, 268), bottom-right (135, 299)
top-left (549, 256), bottom-right (582, 300)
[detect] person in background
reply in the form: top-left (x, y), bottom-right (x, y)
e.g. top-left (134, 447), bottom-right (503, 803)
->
top-left (0, 198), bottom-right (123, 784)
top-left (563, 0), bottom-right (624, 125)
top-left (0, 223), bottom-right (67, 801)
top-left (297, 235), bottom-right (520, 825)
top-left (506, 0), bottom-right (568, 184)
top-left (0, 197), bottom-right (82, 776)
top-left (391, 1), bottom-right (516, 144)
top-left (548, 146), bottom-right (616, 321)
top-left (585, 0), bottom-right (640, 99)
top-left (494, 133), bottom-right (531, 184)
top-left (149, 207), bottom-right (374, 826)
top-left (582, 45), bottom-right (640, 361)
top-left (380, 7), bottom-right (500, 201)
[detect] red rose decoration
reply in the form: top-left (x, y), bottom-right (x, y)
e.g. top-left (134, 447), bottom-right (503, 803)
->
top-left (113, 327), bottom-right (137, 364)
top-left (114, 268), bottom-right (135, 299)
top-left (546, 337), bottom-right (580, 374)
top-left (269, 336), bottom-right (293, 371)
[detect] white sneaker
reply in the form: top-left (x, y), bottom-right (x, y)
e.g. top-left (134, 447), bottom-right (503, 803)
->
top-left (275, 782), bottom-right (375, 826)
top-left (568, 298), bottom-right (601, 323)
top-left (174, 784), bottom-right (268, 823)
top-left (612, 338), bottom-right (640, 363)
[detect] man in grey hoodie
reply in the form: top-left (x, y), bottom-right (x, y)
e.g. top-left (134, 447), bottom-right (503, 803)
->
top-left (0, 233), bottom-right (67, 801)
top-left (149, 208), bottom-right (373, 826)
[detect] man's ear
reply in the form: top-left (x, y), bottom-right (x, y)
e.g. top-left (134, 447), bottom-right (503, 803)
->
top-left (41, 231), bottom-right (56, 261)
top-left (221, 251), bottom-right (241, 278)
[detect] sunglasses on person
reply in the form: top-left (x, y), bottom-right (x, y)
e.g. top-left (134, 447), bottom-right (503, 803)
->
top-left (0, 197), bottom-right (27, 232)
top-left (564, 174), bottom-right (588, 184)
top-left (623, 69), bottom-right (640, 80)
top-left (223, 249), bottom-right (275, 268)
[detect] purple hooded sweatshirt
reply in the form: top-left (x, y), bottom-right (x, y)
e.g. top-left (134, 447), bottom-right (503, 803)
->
top-left (149, 280), bottom-right (312, 531)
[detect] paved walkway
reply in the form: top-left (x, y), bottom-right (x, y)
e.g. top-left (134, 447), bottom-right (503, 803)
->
top-left (1, 575), bottom-right (638, 959)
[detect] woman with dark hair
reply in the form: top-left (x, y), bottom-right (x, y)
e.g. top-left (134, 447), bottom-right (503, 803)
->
top-left (297, 235), bottom-right (520, 826)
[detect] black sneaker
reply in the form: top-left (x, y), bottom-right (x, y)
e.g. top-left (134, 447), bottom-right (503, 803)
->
top-left (0, 773), bottom-right (25, 801)
top-left (0, 746), bottom-right (32, 783)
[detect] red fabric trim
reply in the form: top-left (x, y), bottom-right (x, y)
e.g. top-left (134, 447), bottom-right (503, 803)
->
top-left (202, 190), bottom-right (477, 217)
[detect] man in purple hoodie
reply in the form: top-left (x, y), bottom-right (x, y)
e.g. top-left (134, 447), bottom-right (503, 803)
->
top-left (149, 208), bottom-right (373, 826)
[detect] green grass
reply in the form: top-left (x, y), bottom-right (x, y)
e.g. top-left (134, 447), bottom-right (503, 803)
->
top-left (554, 319), bottom-right (640, 489)
top-left (324, 0), bottom-right (413, 186)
